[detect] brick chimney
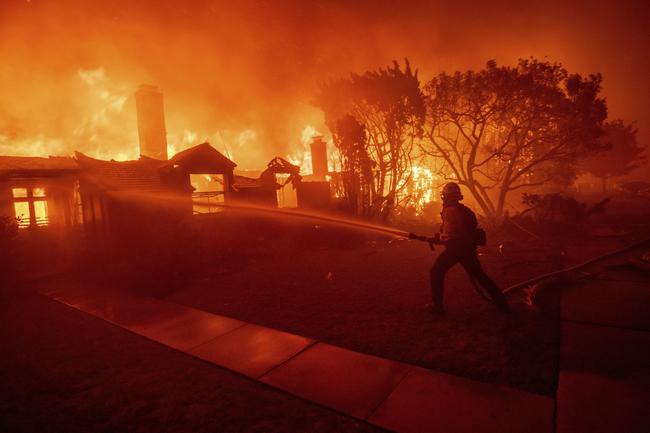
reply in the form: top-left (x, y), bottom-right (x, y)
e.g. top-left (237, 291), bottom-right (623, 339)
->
top-left (310, 136), bottom-right (328, 180)
top-left (135, 84), bottom-right (168, 160)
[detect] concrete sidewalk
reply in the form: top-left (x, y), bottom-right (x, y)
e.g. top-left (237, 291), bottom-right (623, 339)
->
top-left (39, 283), bottom-right (553, 433)
top-left (556, 266), bottom-right (650, 433)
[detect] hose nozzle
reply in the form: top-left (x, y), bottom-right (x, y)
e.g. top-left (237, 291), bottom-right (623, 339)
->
top-left (408, 232), bottom-right (427, 241)
top-left (408, 232), bottom-right (436, 250)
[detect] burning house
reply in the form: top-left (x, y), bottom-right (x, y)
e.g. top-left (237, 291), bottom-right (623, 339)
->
top-left (0, 84), bottom-right (336, 237)
top-left (74, 142), bottom-right (237, 235)
top-left (0, 142), bottom-right (237, 235)
top-left (0, 142), bottom-right (333, 236)
top-left (0, 84), bottom-right (240, 235)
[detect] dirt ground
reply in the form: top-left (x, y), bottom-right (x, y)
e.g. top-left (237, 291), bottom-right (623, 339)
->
top-left (165, 238), bottom-right (546, 395)
top-left (0, 292), bottom-right (385, 433)
top-left (165, 222), bottom-right (642, 397)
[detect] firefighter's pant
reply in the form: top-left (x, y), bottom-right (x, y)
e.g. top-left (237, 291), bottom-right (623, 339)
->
top-left (429, 246), bottom-right (508, 308)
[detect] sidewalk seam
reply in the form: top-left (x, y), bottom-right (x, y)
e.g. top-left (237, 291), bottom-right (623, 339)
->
top-left (364, 366), bottom-right (413, 421)
top-left (185, 322), bottom-right (249, 352)
top-left (256, 339), bottom-right (319, 379)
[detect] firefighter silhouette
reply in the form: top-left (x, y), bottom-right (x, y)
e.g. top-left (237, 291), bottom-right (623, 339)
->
top-left (429, 182), bottom-right (510, 314)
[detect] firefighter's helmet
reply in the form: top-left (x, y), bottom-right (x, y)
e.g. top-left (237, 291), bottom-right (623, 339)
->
top-left (441, 182), bottom-right (463, 201)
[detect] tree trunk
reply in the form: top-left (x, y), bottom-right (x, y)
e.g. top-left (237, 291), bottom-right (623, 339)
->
top-left (464, 179), bottom-right (496, 221)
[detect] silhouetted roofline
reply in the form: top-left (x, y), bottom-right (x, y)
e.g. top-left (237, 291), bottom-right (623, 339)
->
top-left (0, 156), bottom-right (79, 175)
top-left (74, 151), bottom-right (169, 191)
top-left (162, 142), bottom-right (237, 170)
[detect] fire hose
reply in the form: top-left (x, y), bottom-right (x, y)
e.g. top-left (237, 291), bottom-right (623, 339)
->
top-left (406, 232), bottom-right (650, 300)
top-left (502, 236), bottom-right (650, 295)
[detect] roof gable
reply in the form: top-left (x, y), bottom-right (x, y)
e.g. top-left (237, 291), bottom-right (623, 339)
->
top-left (163, 142), bottom-right (236, 172)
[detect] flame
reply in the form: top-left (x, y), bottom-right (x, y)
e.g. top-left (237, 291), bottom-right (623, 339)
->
top-left (0, 63), bottom-right (328, 170)
top-left (73, 68), bottom-right (137, 161)
top-left (168, 129), bottom-right (200, 158)
top-left (411, 165), bottom-right (436, 205)
top-left (300, 125), bottom-right (319, 145)
top-left (288, 125), bottom-right (341, 175)
top-left (238, 129), bottom-right (257, 148)
top-left (0, 66), bottom-right (264, 165)
top-left (286, 125), bottom-right (317, 174)
top-left (0, 134), bottom-right (66, 157)
top-left (0, 67), bottom-right (137, 159)
top-left (397, 165), bottom-right (438, 213)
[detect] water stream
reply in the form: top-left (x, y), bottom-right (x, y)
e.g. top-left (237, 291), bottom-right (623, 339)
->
top-left (110, 189), bottom-right (412, 238)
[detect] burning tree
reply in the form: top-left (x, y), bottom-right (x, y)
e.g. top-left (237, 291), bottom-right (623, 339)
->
top-left (331, 115), bottom-right (374, 216)
top-left (421, 59), bottom-right (608, 221)
top-left (316, 60), bottom-right (425, 219)
top-left (581, 120), bottom-right (646, 194)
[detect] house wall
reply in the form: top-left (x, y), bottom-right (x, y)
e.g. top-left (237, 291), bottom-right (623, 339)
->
top-left (0, 182), bottom-right (12, 220)
top-left (297, 181), bottom-right (331, 209)
top-left (0, 175), bottom-right (80, 231)
top-left (0, 174), bottom-right (84, 279)
top-left (231, 186), bottom-right (278, 206)
top-left (77, 184), bottom-right (194, 245)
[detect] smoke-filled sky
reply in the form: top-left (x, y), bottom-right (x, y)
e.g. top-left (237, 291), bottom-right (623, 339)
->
top-left (0, 0), bottom-right (648, 169)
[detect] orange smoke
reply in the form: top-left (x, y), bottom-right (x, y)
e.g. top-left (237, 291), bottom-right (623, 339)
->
top-left (0, 0), bottom-right (648, 171)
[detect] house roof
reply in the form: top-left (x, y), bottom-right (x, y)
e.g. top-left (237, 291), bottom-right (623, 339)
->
top-left (73, 142), bottom-right (235, 192)
top-left (0, 156), bottom-right (79, 176)
top-left (162, 142), bottom-right (237, 171)
top-left (74, 152), bottom-right (168, 192)
top-left (0, 143), bottom-right (236, 191)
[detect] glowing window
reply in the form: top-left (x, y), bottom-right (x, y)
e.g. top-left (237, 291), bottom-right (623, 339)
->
top-left (11, 186), bottom-right (49, 228)
top-left (12, 188), bottom-right (28, 198)
top-left (33, 201), bottom-right (48, 226)
top-left (191, 174), bottom-right (225, 215)
top-left (14, 202), bottom-right (30, 228)
top-left (190, 174), bottom-right (225, 193)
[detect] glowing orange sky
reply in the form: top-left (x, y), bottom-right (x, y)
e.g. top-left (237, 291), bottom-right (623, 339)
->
top-left (0, 0), bottom-right (648, 170)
